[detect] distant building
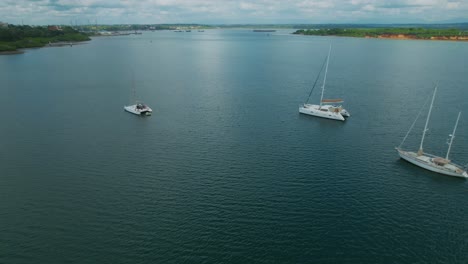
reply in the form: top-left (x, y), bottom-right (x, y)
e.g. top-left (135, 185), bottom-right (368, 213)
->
top-left (0, 21), bottom-right (8, 28)
top-left (48, 25), bottom-right (62, 31)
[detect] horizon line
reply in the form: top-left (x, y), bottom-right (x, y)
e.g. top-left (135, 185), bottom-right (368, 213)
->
top-left (4, 22), bottom-right (468, 26)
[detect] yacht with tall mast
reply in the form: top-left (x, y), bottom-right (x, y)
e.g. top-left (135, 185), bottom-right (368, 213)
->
top-left (299, 46), bottom-right (350, 121)
top-left (124, 75), bottom-right (152, 116)
top-left (396, 86), bottom-right (467, 178)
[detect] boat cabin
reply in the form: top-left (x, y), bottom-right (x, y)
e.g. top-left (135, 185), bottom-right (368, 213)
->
top-left (136, 103), bottom-right (147, 110)
top-left (432, 157), bottom-right (450, 166)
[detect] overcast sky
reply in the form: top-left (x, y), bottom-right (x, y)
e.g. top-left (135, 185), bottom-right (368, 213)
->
top-left (1, 0), bottom-right (467, 25)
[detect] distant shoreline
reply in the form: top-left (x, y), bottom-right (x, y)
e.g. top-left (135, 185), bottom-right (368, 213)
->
top-left (0, 50), bottom-right (24, 55)
top-left (368, 34), bottom-right (468, 41)
top-left (0, 41), bottom-right (88, 56)
top-left (253, 29), bottom-right (276, 32)
top-left (46, 41), bottom-right (86, 47)
top-left (295, 33), bottom-right (468, 42)
top-left (293, 28), bottom-right (468, 42)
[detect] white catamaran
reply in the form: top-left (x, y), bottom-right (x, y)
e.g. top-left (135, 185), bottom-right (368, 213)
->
top-left (299, 46), bottom-right (350, 121)
top-left (396, 86), bottom-right (467, 178)
top-left (124, 76), bottom-right (152, 116)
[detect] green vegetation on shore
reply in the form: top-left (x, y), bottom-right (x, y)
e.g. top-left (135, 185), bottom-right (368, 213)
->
top-left (0, 25), bottom-right (90, 52)
top-left (293, 28), bottom-right (468, 40)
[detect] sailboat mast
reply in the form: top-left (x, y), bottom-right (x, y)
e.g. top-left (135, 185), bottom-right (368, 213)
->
top-left (319, 45), bottom-right (331, 108)
top-left (304, 55), bottom-right (328, 104)
top-left (419, 86), bottom-right (437, 155)
top-left (446, 111), bottom-right (461, 160)
top-left (132, 73), bottom-right (136, 104)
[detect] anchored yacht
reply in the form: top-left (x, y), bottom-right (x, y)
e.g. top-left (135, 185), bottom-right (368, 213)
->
top-left (299, 46), bottom-right (350, 121)
top-left (396, 86), bottom-right (467, 178)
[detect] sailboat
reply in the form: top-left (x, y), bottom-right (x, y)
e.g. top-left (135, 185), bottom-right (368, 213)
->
top-left (396, 86), bottom-right (467, 178)
top-left (299, 46), bottom-right (350, 121)
top-left (124, 76), bottom-right (152, 116)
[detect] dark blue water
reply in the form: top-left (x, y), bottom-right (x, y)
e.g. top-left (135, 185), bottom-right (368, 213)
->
top-left (1, 30), bottom-right (467, 263)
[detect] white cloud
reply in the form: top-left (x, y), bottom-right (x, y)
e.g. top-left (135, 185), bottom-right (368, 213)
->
top-left (0, 0), bottom-right (467, 25)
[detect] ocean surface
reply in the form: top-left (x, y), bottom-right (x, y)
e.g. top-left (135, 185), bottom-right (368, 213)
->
top-left (0, 29), bottom-right (467, 263)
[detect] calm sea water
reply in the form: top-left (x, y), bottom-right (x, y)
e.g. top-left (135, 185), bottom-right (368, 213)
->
top-left (0, 30), bottom-right (467, 263)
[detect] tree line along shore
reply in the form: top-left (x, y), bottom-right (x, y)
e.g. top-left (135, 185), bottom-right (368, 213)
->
top-left (293, 28), bottom-right (468, 41)
top-left (0, 25), bottom-right (90, 53)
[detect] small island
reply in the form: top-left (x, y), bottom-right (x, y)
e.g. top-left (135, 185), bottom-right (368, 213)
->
top-left (293, 28), bottom-right (468, 41)
top-left (0, 24), bottom-right (91, 54)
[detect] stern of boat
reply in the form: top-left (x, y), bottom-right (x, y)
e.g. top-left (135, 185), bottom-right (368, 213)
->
top-left (341, 109), bottom-right (350, 117)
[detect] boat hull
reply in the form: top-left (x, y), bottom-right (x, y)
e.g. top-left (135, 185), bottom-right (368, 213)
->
top-left (340, 109), bottom-right (350, 117)
top-left (397, 149), bottom-right (467, 178)
top-left (124, 105), bottom-right (152, 116)
top-left (299, 104), bottom-right (345, 121)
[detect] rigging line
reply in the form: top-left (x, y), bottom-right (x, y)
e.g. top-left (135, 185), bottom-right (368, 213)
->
top-left (305, 54), bottom-right (328, 104)
top-left (398, 90), bottom-right (433, 148)
top-left (132, 75), bottom-right (136, 103)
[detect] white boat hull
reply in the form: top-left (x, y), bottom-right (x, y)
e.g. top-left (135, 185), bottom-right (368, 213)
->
top-left (299, 104), bottom-right (346, 121)
top-left (124, 104), bottom-right (152, 116)
top-left (397, 149), bottom-right (467, 178)
top-left (340, 109), bottom-right (350, 117)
